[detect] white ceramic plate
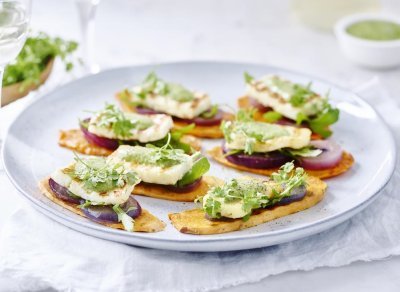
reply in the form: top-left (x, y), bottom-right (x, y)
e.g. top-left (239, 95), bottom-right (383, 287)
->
top-left (2, 61), bottom-right (396, 252)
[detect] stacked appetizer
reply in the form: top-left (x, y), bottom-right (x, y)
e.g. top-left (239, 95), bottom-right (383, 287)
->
top-left (238, 73), bottom-right (340, 139)
top-left (208, 111), bottom-right (354, 178)
top-left (116, 72), bottom-right (234, 138)
top-left (107, 143), bottom-right (221, 202)
top-left (39, 154), bottom-right (165, 232)
top-left (39, 71), bottom-right (357, 236)
top-left (170, 162), bottom-right (327, 235)
top-left (59, 104), bottom-right (201, 156)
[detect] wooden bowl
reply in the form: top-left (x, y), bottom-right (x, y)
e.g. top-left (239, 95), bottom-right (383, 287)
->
top-left (1, 58), bottom-right (55, 106)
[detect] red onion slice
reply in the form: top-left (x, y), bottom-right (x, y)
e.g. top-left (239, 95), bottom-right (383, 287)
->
top-left (81, 196), bottom-right (142, 223)
top-left (223, 144), bottom-right (290, 169)
top-left (49, 178), bottom-right (82, 204)
top-left (275, 185), bottom-right (306, 206)
top-left (297, 140), bottom-right (343, 170)
top-left (136, 107), bottom-right (163, 115)
top-left (80, 119), bottom-right (120, 150)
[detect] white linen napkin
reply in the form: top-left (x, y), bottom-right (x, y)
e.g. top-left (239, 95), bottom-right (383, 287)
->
top-left (1, 78), bottom-right (399, 292)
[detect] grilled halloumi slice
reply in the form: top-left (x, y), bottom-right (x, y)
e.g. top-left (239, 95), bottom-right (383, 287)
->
top-left (246, 75), bottom-right (325, 120)
top-left (88, 112), bottom-right (173, 143)
top-left (129, 87), bottom-right (211, 119)
top-left (223, 120), bottom-right (311, 153)
top-left (108, 145), bottom-right (194, 185)
top-left (50, 165), bottom-right (138, 205)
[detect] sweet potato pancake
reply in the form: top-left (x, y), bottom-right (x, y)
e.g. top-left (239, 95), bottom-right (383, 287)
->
top-left (59, 129), bottom-right (201, 156)
top-left (207, 146), bottom-right (354, 179)
top-left (169, 176), bottom-right (326, 235)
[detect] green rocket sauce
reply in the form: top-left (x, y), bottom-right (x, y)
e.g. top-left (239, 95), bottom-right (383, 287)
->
top-left (346, 20), bottom-right (400, 41)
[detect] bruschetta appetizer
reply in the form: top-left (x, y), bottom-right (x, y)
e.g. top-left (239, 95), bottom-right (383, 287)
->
top-left (208, 111), bottom-right (354, 179)
top-left (39, 154), bottom-right (165, 232)
top-left (116, 72), bottom-right (234, 138)
top-left (59, 103), bottom-right (201, 156)
top-left (169, 162), bottom-right (326, 235)
top-left (108, 142), bottom-right (222, 202)
top-left (238, 73), bottom-right (339, 139)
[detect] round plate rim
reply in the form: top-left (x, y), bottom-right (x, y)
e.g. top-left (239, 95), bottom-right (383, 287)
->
top-left (1, 60), bottom-right (396, 251)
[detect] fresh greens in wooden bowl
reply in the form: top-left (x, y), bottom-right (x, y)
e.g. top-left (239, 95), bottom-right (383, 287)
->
top-left (2, 32), bottom-right (78, 106)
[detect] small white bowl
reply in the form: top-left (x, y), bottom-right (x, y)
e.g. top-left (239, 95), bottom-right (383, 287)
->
top-left (334, 13), bottom-right (400, 69)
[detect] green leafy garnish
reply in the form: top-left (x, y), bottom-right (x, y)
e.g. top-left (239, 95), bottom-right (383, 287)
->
top-left (200, 105), bottom-right (219, 119)
top-left (149, 123), bottom-right (195, 154)
top-left (236, 108), bottom-right (256, 122)
top-left (137, 72), bottom-right (195, 102)
top-left (244, 72), bottom-right (255, 84)
top-left (94, 104), bottom-right (153, 138)
top-left (3, 32), bottom-right (78, 89)
top-left (202, 162), bottom-right (307, 219)
top-left (113, 204), bottom-right (134, 232)
top-left (288, 82), bottom-right (313, 107)
top-left (176, 153), bottom-right (210, 187)
top-left (263, 111), bottom-right (282, 123)
top-left (65, 153), bottom-right (139, 193)
top-left (296, 102), bottom-right (340, 138)
top-left (124, 135), bottom-right (188, 168)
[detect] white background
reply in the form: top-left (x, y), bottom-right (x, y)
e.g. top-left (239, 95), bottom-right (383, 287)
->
top-left (1, 0), bottom-right (400, 290)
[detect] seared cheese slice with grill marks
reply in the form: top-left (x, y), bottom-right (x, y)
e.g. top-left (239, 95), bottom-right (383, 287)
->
top-left (88, 113), bottom-right (173, 143)
top-left (50, 165), bottom-right (138, 205)
top-left (224, 121), bottom-right (311, 153)
top-left (246, 75), bottom-right (325, 120)
top-left (108, 145), bottom-right (194, 185)
top-left (129, 86), bottom-right (211, 119)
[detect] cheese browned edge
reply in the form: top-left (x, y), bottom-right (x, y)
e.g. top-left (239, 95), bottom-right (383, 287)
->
top-left (207, 146), bottom-right (354, 179)
top-left (116, 92), bottom-right (234, 139)
top-left (58, 129), bottom-right (202, 156)
top-left (168, 176), bottom-right (326, 235)
top-left (39, 178), bottom-right (166, 233)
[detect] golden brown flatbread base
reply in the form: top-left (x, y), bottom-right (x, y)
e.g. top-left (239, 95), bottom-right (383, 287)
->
top-left (39, 178), bottom-right (166, 233)
top-left (133, 176), bottom-right (224, 202)
top-left (238, 96), bottom-right (324, 140)
top-left (207, 146), bottom-right (354, 179)
top-left (59, 129), bottom-right (113, 156)
top-left (169, 176), bottom-right (326, 235)
top-left (58, 129), bottom-right (202, 156)
top-left (116, 93), bottom-right (234, 139)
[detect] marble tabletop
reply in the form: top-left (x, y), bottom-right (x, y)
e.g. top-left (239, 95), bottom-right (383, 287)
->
top-left (1, 0), bottom-right (400, 290)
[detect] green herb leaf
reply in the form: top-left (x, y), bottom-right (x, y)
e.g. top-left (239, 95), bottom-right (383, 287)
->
top-left (138, 72), bottom-right (195, 102)
top-left (177, 154), bottom-right (210, 187)
top-left (200, 105), bottom-right (219, 119)
top-left (202, 162), bottom-right (307, 220)
top-left (3, 32), bottom-right (78, 89)
top-left (263, 111), bottom-right (282, 123)
top-left (113, 204), bottom-right (134, 232)
top-left (66, 153), bottom-right (139, 193)
top-left (295, 102), bottom-right (339, 138)
top-left (244, 72), bottom-right (255, 84)
top-left (94, 104), bottom-right (153, 138)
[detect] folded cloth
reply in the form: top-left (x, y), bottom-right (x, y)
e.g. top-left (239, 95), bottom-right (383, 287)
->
top-left (0, 78), bottom-right (399, 292)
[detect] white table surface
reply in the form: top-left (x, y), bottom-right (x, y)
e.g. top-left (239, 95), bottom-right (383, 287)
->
top-left (1, 0), bottom-right (400, 291)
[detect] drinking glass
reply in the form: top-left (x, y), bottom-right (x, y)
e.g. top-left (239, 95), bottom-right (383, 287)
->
top-left (0, 0), bottom-right (30, 106)
top-left (75, 0), bottom-right (100, 74)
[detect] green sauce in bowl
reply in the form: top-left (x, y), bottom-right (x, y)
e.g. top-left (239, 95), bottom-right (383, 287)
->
top-left (346, 20), bottom-right (400, 41)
